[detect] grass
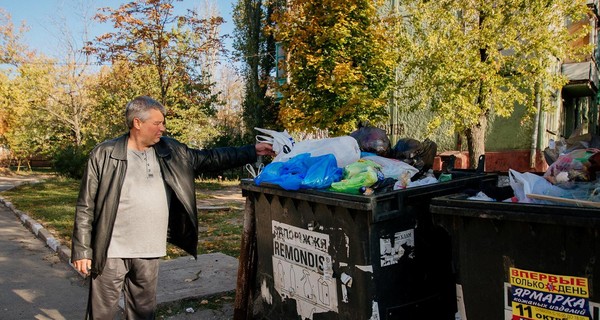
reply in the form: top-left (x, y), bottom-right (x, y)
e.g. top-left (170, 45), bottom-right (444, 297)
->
top-left (1, 173), bottom-right (245, 259)
top-left (1, 170), bottom-right (243, 317)
top-left (2, 176), bottom-right (80, 245)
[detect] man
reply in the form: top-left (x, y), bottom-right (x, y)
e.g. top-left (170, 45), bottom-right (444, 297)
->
top-left (71, 96), bottom-right (274, 319)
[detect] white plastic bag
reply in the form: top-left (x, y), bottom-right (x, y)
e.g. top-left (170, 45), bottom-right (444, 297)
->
top-left (254, 127), bottom-right (295, 155)
top-left (362, 155), bottom-right (419, 179)
top-left (273, 136), bottom-right (361, 168)
top-left (508, 169), bottom-right (569, 203)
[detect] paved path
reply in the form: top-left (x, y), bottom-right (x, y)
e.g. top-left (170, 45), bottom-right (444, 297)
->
top-left (0, 203), bottom-right (89, 319)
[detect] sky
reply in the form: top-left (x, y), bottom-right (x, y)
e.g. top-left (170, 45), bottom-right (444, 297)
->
top-left (0, 0), bottom-right (237, 62)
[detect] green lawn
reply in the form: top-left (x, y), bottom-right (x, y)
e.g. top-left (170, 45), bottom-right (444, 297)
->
top-left (1, 175), bottom-right (244, 259)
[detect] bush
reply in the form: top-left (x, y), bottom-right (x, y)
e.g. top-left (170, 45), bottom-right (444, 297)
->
top-left (52, 146), bottom-right (89, 179)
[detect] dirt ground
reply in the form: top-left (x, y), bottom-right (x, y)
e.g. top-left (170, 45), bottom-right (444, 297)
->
top-left (196, 185), bottom-right (245, 208)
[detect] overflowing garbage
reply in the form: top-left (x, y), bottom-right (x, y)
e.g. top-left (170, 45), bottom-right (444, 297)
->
top-left (250, 126), bottom-right (443, 195)
top-left (249, 127), bottom-right (600, 206)
top-left (471, 133), bottom-right (600, 208)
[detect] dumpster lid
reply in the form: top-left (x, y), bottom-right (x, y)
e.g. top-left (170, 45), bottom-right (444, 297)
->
top-left (430, 193), bottom-right (600, 227)
top-left (240, 179), bottom-right (374, 210)
top-left (240, 172), bottom-right (497, 213)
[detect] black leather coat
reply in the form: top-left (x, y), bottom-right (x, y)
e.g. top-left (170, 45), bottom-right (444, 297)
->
top-left (71, 133), bottom-right (256, 276)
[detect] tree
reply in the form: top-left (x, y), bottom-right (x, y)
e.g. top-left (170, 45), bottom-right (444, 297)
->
top-left (394, 0), bottom-right (591, 168)
top-left (90, 61), bottom-right (162, 143)
top-left (206, 63), bottom-right (246, 148)
top-left (271, 0), bottom-right (399, 136)
top-left (0, 9), bottom-right (59, 170)
top-left (0, 8), bottom-right (29, 141)
top-left (85, 0), bottom-right (223, 147)
top-left (232, 0), bottom-right (281, 139)
top-left (0, 55), bottom-right (62, 170)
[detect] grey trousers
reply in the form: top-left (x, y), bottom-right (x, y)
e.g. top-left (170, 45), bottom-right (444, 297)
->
top-left (87, 258), bottom-right (160, 320)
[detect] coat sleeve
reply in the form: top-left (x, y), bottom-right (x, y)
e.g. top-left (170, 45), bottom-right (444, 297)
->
top-left (71, 152), bottom-right (99, 262)
top-left (187, 144), bottom-right (258, 175)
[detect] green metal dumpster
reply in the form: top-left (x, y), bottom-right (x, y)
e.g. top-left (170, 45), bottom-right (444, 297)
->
top-left (235, 171), bottom-right (497, 320)
top-left (430, 194), bottom-right (600, 320)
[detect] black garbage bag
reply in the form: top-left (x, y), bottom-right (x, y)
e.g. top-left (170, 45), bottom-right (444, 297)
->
top-left (350, 126), bottom-right (391, 157)
top-left (391, 138), bottom-right (437, 180)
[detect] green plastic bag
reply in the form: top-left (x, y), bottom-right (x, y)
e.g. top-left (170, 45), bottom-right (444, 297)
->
top-left (329, 160), bottom-right (381, 194)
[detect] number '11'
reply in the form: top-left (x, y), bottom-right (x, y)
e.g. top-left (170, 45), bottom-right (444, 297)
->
top-left (515, 304), bottom-right (533, 318)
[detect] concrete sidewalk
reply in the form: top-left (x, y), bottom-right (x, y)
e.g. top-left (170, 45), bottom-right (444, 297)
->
top-left (0, 202), bottom-right (88, 319)
top-left (0, 175), bottom-right (238, 319)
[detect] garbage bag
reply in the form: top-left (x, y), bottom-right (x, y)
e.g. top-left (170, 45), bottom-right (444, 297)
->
top-left (254, 156), bottom-right (305, 190)
top-left (509, 169), bottom-right (570, 204)
top-left (273, 136), bottom-right (361, 168)
top-left (362, 155), bottom-right (419, 180)
top-left (329, 159), bottom-right (384, 194)
top-left (301, 154), bottom-right (343, 189)
top-left (254, 127), bottom-right (295, 155)
top-left (543, 149), bottom-right (600, 185)
top-left (350, 126), bottom-right (391, 157)
top-left (391, 138), bottom-right (437, 180)
top-left (255, 153), bottom-right (342, 190)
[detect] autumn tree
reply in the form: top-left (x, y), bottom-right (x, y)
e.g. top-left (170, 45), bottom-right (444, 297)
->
top-left (90, 61), bottom-right (162, 142)
top-left (0, 8), bottom-right (29, 142)
top-left (394, 0), bottom-right (591, 168)
top-left (0, 9), bottom-right (59, 170)
top-left (233, 0), bottom-right (281, 138)
top-left (272, 0), bottom-right (399, 136)
top-left (85, 0), bottom-right (223, 147)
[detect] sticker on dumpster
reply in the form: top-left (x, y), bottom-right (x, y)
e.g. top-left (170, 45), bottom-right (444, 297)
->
top-left (379, 229), bottom-right (414, 267)
top-left (272, 221), bottom-right (338, 318)
top-left (509, 267), bottom-right (590, 320)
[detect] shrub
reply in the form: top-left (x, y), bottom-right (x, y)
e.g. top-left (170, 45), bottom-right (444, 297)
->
top-left (52, 146), bottom-right (89, 179)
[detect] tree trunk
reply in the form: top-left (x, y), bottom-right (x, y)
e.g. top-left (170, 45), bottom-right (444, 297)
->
top-left (465, 113), bottom-right (487, 170)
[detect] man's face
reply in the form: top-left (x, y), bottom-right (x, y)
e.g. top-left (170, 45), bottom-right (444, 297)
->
top-left (136, 108), bottom-right (166, 147)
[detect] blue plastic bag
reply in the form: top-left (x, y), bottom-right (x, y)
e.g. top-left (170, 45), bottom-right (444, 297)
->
top-left (254, 156), bottom-right (305, 190)
top-left (300, 154), bottom-right (343, 189)
top-left (254, 153), bottom-right (342, 190)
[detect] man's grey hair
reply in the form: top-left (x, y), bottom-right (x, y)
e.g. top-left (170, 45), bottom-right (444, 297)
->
top-left (125, 96), bottom-right (167, 129)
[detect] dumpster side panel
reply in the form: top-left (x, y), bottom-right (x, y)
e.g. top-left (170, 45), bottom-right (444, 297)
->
top-left (251, 191), bottom-right (375, 319)
top-left (433, 199), bottom-right (600, 320)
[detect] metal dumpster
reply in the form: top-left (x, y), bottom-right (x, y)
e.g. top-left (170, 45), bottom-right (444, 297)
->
top-left (430, 194), bottom-right (600, 320)
top-left (234, 171), bottom-right (498, 320)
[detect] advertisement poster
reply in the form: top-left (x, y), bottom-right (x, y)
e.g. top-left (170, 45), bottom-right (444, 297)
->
top-left (509, 267), bottom-right (590, 320)
top-left (271, 221), bottom-right (338, 319)
top-left (379, 229), bottom-right (414, 267)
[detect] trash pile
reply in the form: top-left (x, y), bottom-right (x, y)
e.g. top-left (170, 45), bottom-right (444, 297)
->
top-left (250, 126), bottom-right (445, 195)
top-left (470, 132), bottom-right (600, 207)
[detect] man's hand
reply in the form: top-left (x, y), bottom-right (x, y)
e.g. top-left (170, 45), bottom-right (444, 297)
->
top-left (73, 259), bottom-right (92, 276)
top-left (255, 143), bottom-right (275, 157)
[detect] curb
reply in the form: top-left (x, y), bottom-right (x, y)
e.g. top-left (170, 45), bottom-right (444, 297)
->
top-left (0, 196), bottom-right (81, 277)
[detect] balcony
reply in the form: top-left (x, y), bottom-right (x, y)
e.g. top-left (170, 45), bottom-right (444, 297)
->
top-left (562, 60), bottom-right (600, 96)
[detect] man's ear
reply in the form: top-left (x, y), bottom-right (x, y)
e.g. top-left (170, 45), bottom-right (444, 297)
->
top-left (133, 117), bottom-right (142, 129)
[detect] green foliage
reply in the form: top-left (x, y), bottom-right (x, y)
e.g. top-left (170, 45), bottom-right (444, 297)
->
top-left (90, 62), bottom-right (161, 143)
top-left (272, 0), bottom-right (398, 135)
